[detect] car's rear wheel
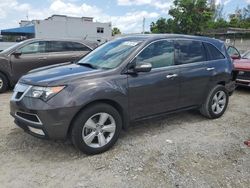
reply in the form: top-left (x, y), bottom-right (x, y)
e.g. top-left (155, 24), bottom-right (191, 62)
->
top-left (0, 73), bottom-right (8, 93)
top-left (200, 85), bottom-right (229, 119)
top-left (71, 103), bottom-right (122, 155)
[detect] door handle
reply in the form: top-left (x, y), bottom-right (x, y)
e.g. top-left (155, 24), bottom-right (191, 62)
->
top-left (206, 67), bottom-right (215, 71)
top-left (38, 57), bottom-right (47, 60)
top-left (166, 74), bottom-right (178, 79)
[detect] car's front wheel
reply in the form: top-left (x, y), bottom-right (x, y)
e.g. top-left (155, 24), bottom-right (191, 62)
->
top-left (71, 103), bottom-right (122, 155)
top-left (200, 85), bottom-right (229, 119)
top-left (0, 72), bottom-right (8, 93)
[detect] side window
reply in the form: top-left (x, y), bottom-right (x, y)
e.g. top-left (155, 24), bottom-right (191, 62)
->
top-left (97, 27), bottom-right (104, 33)
top-left (70, 42), bottom-right (91, 51)
top-left (18, 41), bottom-right (46, 54)
top-left (175, 40), bottom-right (206, 64)
top-left (136, 40), bottom-right (174, 69)
top-left (227, 46), bottom-right (240, 57)
top-left (47, 41), bottom-right (64, 52)
top-left (204, 43), bottom-right (225, 60)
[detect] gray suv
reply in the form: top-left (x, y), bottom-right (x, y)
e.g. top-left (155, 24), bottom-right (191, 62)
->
top-left (0, 38), bottom-right (97, 93)
top-left (10, 35), bottom-right (236, 154)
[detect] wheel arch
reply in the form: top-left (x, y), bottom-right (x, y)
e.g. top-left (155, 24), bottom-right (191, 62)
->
top-left (0, 70), bottom-right (10, 87)
top-left (67, 99), bottom-right (129, 138)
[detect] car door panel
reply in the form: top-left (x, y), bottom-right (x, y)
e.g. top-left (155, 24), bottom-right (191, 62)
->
top-left (127, 40), bottom-right (180, 120)
top-left (175, 39), bottom-right (209, 107)
top-left (10, 41), bottom-right (49, 82)
top-left (128, 67), bottom-right (180, 120)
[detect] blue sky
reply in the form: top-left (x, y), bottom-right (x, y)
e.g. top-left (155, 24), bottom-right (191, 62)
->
top-left (0, 0), bottom-right (249, 33)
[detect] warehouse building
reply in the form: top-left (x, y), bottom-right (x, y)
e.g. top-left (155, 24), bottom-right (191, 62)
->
top-left (0, 15), bottom-right (112, 43)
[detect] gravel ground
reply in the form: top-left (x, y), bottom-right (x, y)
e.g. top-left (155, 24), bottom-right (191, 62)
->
top-left (0, 88), bottom-right (250, 188)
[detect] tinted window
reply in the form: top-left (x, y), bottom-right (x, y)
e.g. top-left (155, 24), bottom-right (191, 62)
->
top-left (18, 41), bottom-right (46, 54)
top-left (70, 42), bottom-right (90, 51)
top-left (137, 40), bottom-right (174, 68)
top-left (205, 43), bottom-right (225, 60)
top-left (47, 41), bottom-right (64, 52)
top-left (175, 40), bottom-right (206, 64)
top-left (48, 41), bottom-right (90, 52)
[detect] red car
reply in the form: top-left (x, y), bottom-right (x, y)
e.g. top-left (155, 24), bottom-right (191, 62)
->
top-left (227, 46), bottom-right (250, 87)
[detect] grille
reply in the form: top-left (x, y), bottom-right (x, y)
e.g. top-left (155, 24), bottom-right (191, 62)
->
top-left (237, 71), bottom-right (250, 80)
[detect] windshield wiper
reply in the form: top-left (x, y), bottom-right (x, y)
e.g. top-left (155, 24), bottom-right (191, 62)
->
top-left (78, 63), bottom-right (98, 69)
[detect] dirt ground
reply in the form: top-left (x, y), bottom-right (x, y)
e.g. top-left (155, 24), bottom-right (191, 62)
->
top-left (0, 88), bottom-right (250, 188)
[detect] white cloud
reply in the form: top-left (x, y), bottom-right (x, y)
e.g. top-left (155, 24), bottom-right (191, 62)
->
top-left (0, 0), bottom-right (159, 33)
top-left (117, 0), bottom-right (172, 14)
top-left (214, 0), bottom-right (232, 5)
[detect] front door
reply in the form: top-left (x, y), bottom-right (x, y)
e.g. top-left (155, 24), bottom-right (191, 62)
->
top-left (10, 41), bottom-right (50, 82)
top-left (128, 40), bottom-right (180, 120)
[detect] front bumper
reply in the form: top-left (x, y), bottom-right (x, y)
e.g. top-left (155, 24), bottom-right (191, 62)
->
top-left (10, 97), bottom-right (80, 140)
top-left (236, 78), bottom-right (250, 87)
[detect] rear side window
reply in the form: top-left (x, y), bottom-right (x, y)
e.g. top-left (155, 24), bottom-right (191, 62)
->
top-left (47, 41), bottom-right (90, 52)
top-left (204, 43), bottom-right (225, 60)
top-left (175, 40), bottom-right (206, 64)
top-left (136, 40), bottom-right (174, 69)
top-left (70, 42), bottom-right (91, 51)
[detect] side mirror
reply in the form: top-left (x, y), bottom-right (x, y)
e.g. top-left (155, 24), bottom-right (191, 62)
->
top-left (134, 62), bottom-right (152, 73)
top-left (12, 51), bottom-right (22, 57)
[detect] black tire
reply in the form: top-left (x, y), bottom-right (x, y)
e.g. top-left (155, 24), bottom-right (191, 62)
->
top-left (200, 85), bottom-right (229, 119)
top-left (71, 103), bottom-right (122, 155)
top-left (0, 72), bottom-right (8, 93)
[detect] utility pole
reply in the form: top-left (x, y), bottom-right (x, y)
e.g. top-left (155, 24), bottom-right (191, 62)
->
top-left (142, 17), bottom-right (145, 34)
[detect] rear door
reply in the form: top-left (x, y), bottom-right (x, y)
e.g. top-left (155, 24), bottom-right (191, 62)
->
top-left (175, 39), bottom-right (209, 107)
top-left (128, 40), bottom-right (180, 120)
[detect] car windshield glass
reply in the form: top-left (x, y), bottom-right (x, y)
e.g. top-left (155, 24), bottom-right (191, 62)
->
top-left (0, 41), bottom-right (26, 54)
top-left (77, 38), bottom-right (143, 69)
top-left (242, 51), bottom-right (250, 59)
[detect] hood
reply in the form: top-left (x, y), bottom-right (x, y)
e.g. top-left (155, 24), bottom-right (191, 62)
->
top-left (233, 59), bottom-right (250, 71)
top-left (19, 63), bottom-right (103, 86)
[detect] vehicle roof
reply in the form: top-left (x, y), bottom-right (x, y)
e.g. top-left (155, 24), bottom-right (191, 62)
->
top-left (117, 34), bottom-right (224, 48)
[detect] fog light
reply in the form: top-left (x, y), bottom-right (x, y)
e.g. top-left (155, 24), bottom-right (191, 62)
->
top-left (28, 126), bottom-right (45, 136)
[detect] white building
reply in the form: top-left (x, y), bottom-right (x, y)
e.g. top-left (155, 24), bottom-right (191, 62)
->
top-left (1, 15), bottom-right (112, 43)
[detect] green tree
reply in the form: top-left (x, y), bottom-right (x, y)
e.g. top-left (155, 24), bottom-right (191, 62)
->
top-left (112, 27), bottom-right (121, 36)
top-left (169, 0), bottom-right (213, 34)
top-left (150, 0), bottom-right (213, 34)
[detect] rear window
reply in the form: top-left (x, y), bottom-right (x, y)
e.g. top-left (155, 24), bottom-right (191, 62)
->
top-left (204, 43), bottom-right (225, 60)
top-left (175, 40), bottom-right (206, 64)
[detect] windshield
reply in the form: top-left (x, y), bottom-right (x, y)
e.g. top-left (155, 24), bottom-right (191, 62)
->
top-left (242, 51), bottom-right (250, 59)
top-left (0, 41), bottom-right (25, 54)
top-left (77, 38), bottom-right (143, 69)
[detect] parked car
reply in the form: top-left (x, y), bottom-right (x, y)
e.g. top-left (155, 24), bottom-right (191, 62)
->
top-left (10, 35), bottom-right (236, 154)
top-left (0, 38), bottom-right (97, 93)
top-left (242, 50), bottom-right (250, 59)
top-left (227, 46), bottom-right (250, 87)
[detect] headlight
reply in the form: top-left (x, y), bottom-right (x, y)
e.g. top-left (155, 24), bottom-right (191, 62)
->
top-left (25, 86), bottom-right (65, 101)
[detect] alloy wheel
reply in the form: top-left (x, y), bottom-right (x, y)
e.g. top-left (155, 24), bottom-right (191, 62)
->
top-left (0, 78), bottom-right (3, 89)
top-left (82, 112), bottom-right (116, 148)
top-left (211, 90), bottom-right (226, 114)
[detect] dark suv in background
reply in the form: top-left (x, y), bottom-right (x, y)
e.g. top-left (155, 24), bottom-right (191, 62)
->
top-left (0, 38), bottom-right (97, 93)
top-left (10, 34), bottom-right (236, 154)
